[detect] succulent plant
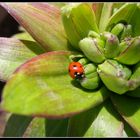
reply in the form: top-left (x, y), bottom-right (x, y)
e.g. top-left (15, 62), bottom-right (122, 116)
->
top-left (0, 2), bottom-right (140, 137)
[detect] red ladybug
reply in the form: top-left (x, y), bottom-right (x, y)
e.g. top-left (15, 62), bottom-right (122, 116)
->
top-left (68, 62), bottom-right (85, 79)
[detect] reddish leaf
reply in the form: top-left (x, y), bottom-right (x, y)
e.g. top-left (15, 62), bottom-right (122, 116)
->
top-left (0, 3), bottom-right (70, 51)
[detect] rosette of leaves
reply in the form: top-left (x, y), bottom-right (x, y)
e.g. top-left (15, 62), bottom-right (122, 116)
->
top-left (0, 2), bottom-right (140, 137)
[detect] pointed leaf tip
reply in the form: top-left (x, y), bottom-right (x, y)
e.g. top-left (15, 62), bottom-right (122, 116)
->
top-left (61, 3), bottom-right (99, 50)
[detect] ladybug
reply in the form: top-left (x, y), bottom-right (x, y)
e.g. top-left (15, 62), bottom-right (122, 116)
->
top-left (68, 62), bottom-right (85, 79)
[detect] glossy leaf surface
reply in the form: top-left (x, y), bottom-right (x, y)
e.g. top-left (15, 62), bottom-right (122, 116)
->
top-left (1, 51), bottom-right (110, 119)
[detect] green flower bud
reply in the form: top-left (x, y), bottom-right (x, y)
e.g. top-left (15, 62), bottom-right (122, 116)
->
top-left (69, 54), bottom-right (85, 62)
top-left (78, 58), bottom-right (89, 65)
top-left (110, 23), bottom-right (132, 41)
top-left (98, 60), bottom-right (132, 94)
top-left (94, 38), bottom-right (105, 49)
top-left (88, 30), bottom-right (105, 48)
top-left (130, 62), bottom-right (140, 81)
top-left (120, 24), bottom-right (132, 40)
top-left (80, 77), bottom-right (100, 90)
top-left (128, 62), bottom-right (140, 90)
top-left (84, 63), bottom-right (97, 76)
top-left (101, 32), bottom-right (120, 58)
top-left (119, 38), bottom-right (132, 53)
top-left (88, 30), bottom-right (101, 38)
top-left (116, 37), bottom-right (140, 65)
top-left (79, 37), bottom-right (105, 63)
top-left (79, 63), bottom-right (100, 90)
top-left (69, 54), bottom-right (90, 65)
top-left (110, 23), bottom-right (124, 37)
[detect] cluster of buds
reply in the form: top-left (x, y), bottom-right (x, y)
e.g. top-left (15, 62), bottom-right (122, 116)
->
top-left (69, 55), bottom-right (100, 90)
top-left (69, 23), bottom-right (140, 94)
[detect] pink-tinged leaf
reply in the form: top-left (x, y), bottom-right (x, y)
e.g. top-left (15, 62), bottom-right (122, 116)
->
top-left (0, 37), bottom-right (45, 81)
top-left (0, 3), bottom-right (70, 51)
top-left (92, 3), bottom-right (103, 26)
top-left (0, 112), bottom-right (8, 136)
top-left (51, 3), bottom-right (68, 8)
top-left (1, 51), bottom-right (110, 119)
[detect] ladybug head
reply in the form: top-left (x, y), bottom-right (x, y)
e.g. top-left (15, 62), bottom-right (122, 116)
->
top-left (74, 71), bottom-right (85, 79)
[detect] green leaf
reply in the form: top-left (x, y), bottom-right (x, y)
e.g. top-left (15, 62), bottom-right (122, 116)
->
top-left (112, 3), bottom-right (125, 10)
top-left (126, 87), bottom-right (140, 98)
top-left (106, 3), bottom-right (139, 31)
top-left (0, 3), bottom-right (70, 51)
top-left (99, 3), bottom-right (114, 32)
top-left (128, 4), bottom-right (140, 36)
top-left (61, 3), bottom-right (99, 50)
top-left (0, 37), bottom-right (45, 81)
top-left (123, 121), bottom-right (138, 137)
top-left (115, 37), bottom-right (140, 65)
top-left (111, 3), bottom-right (125, 16)
top-left (68, 99), bottom-right (124, 137)
top-left (126, 62), bottom-right (140, 97)
top-left (23, 118), bottom-right (45, 137)
top-left (1, 51), bottom-right (110, 118)
top-left (3, 114), bottom-right (33, 137)
top-left (67, 107), bottom-right (99, 137)
top-left (127, 62), bottom-right (140, 91)
top-left (12, 32), bottom-right (35, 41)
top-left (111, 94), bottom-right (140, 136)
top-left (45, 118), bottom-right (69, 137)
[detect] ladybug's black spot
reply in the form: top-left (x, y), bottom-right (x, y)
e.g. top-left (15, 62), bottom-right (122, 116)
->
top-left (73, 65), bottom-right (77, 67)
top-left (69, 69), bottom-right (70, 72)
top-left (74, 72), bottom-right (77, 75)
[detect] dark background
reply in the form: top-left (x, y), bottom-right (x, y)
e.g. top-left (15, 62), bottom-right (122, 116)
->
top-left (0, 6), bottom-right (20, 136)
top-left (0, 6), bottom-right (20, 101)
